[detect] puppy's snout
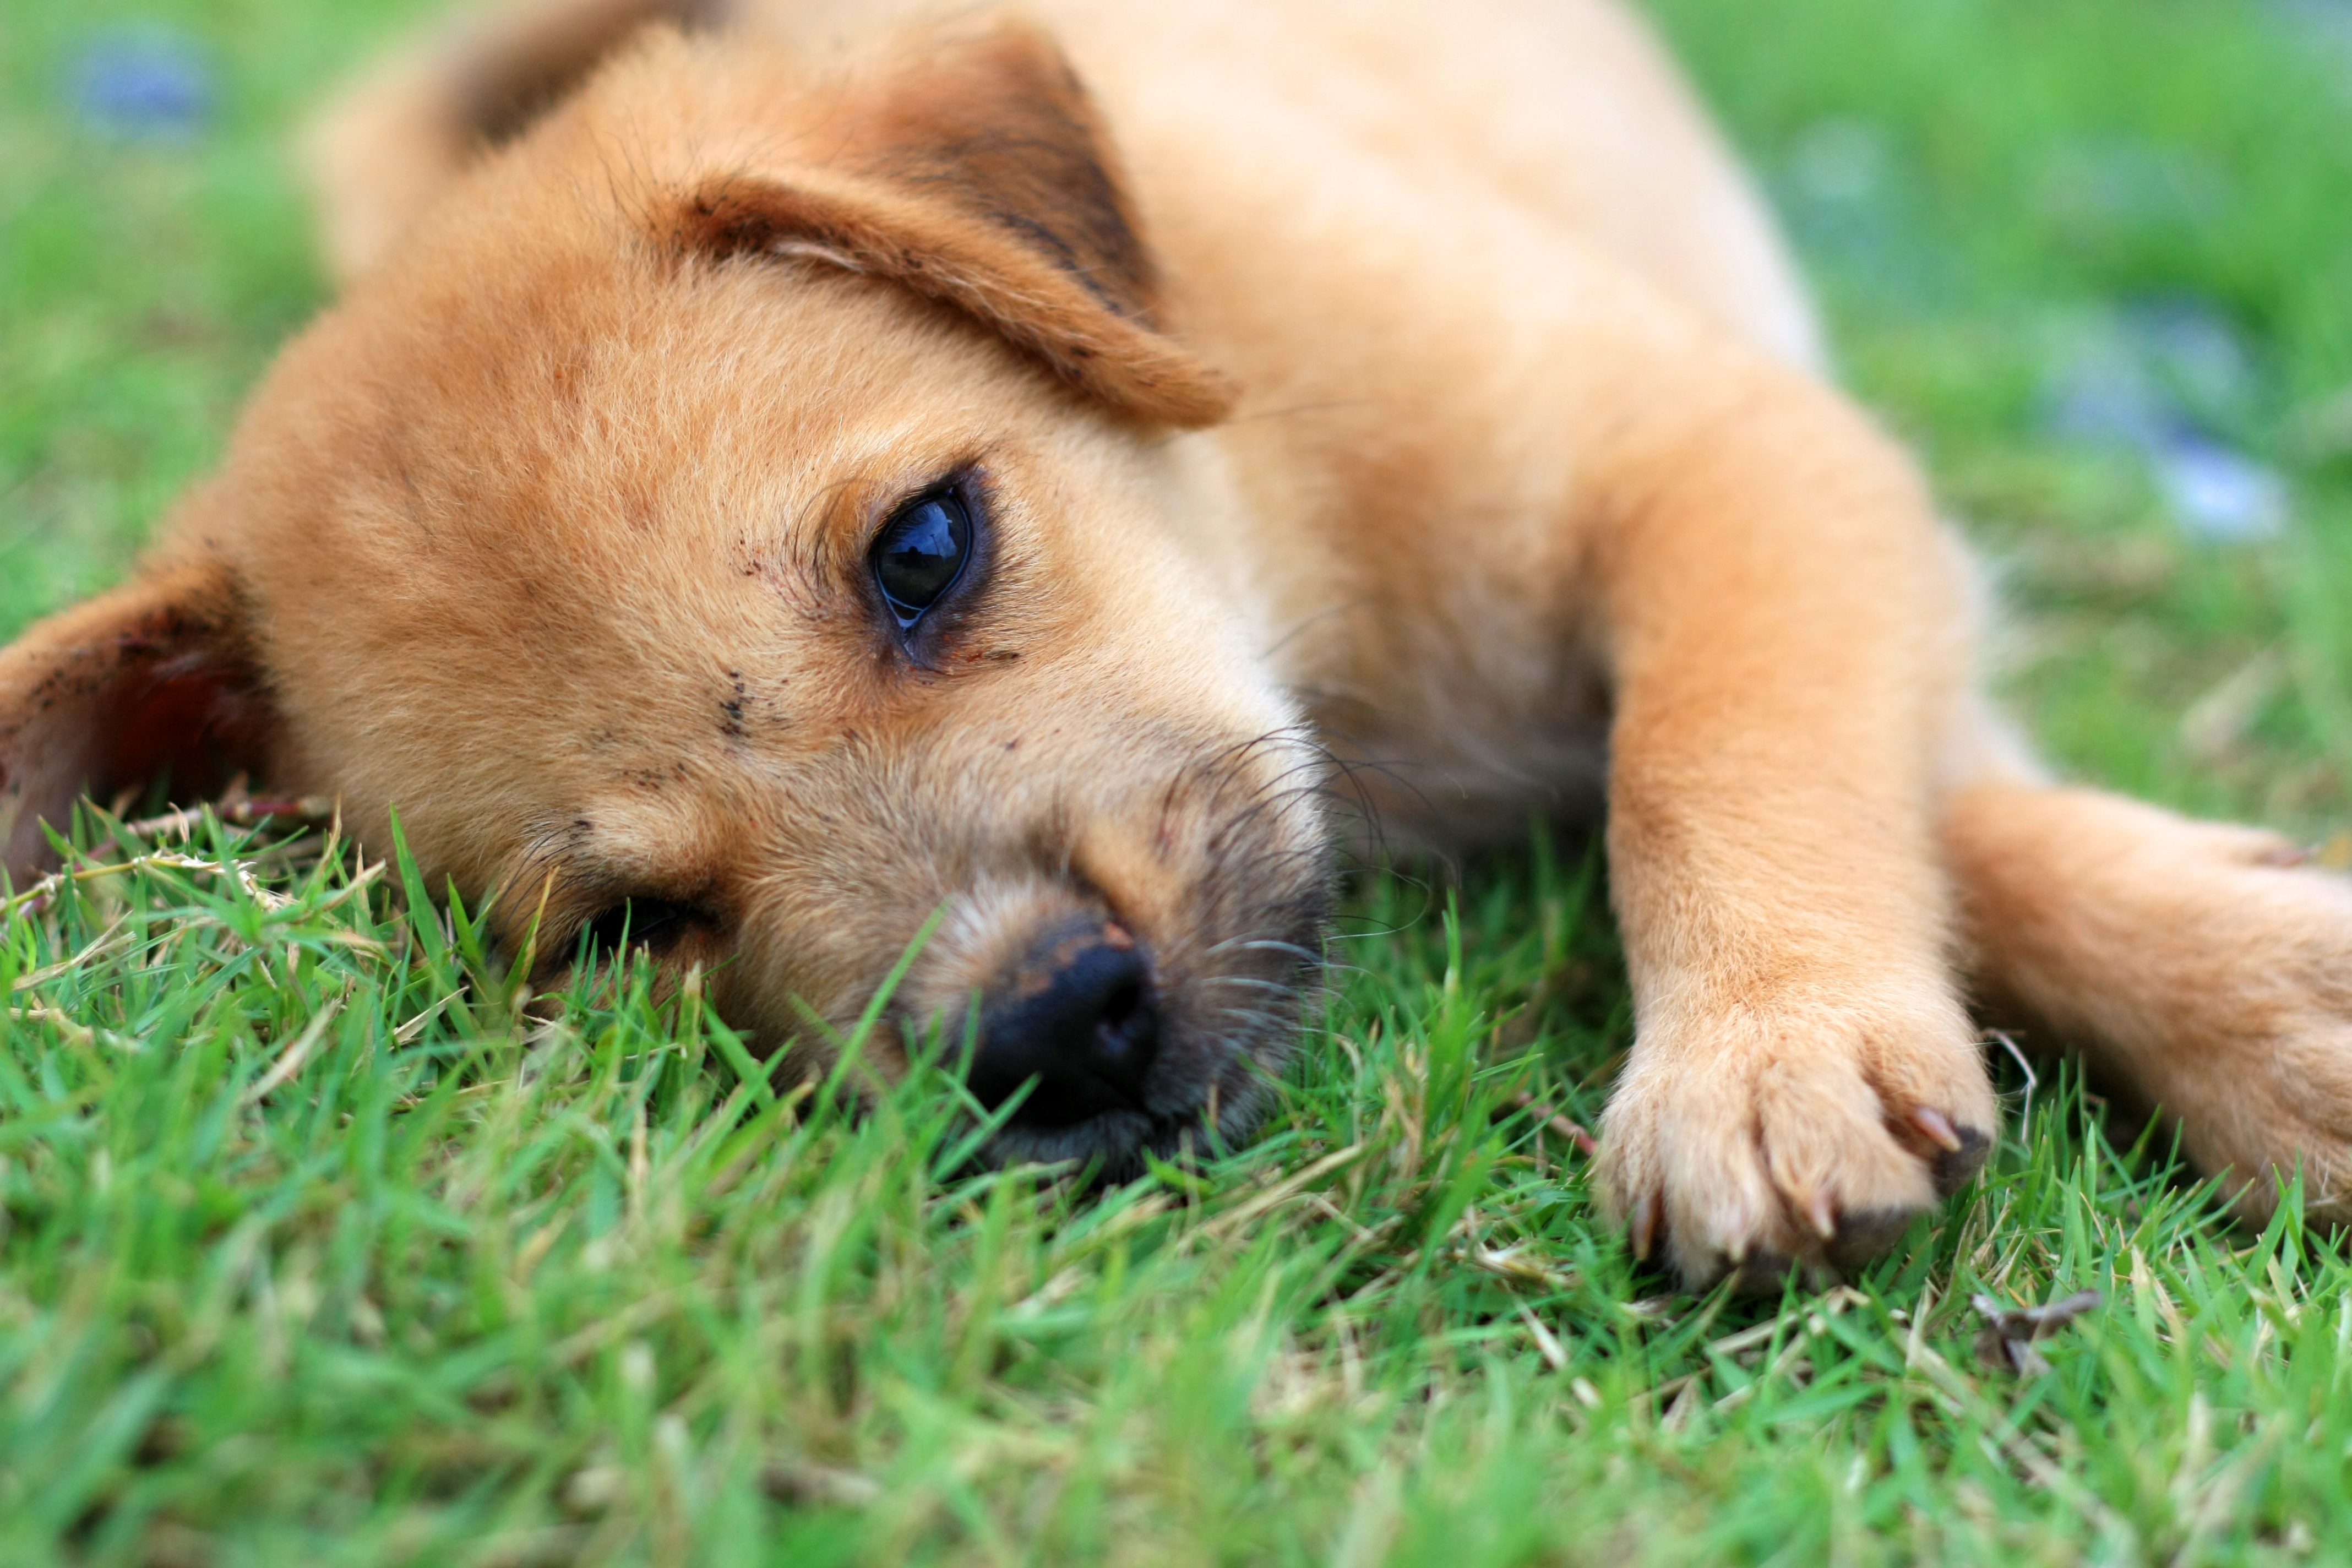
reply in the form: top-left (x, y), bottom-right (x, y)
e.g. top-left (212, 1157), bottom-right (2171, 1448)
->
top-left (970, 918), bottom-right (1161, 1128)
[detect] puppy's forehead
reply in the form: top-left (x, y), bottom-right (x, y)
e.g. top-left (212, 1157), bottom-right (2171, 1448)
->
top-left (272, 236), bottom-right (1047, 657)
top-left (368, 257), bottom-right (1011, 563)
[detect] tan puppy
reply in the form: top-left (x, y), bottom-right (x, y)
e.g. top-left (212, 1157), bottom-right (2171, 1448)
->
top-left (5, 0), bottom-right (2350, 1290)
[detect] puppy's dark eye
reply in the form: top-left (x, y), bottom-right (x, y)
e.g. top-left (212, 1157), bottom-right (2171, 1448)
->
top-left (579, 898), bottom-right (699, 960)
top-left (872, 489), bottom-right (972, 625)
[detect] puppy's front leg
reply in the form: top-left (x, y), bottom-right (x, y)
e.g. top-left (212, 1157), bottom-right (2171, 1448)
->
top-left (1584, 358), bottom-right (1997, 1290)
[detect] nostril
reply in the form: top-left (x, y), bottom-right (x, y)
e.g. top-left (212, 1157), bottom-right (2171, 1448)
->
top-left (970, 919), bottom-right (1163, 1129)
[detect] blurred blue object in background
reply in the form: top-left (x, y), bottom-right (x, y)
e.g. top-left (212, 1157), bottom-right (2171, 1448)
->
top-left (2046, 301), bottom-right (2288, 542)
top-left (2153, 437), bottom-right (2287, 542)
top-left (72, 29), bottom-right (215, 141)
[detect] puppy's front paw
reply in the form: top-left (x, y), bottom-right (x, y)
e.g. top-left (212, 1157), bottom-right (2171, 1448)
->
top-left (1595, 983), bottom-right (1996, 1292)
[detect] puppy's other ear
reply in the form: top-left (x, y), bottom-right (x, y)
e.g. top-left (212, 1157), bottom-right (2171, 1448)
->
top-left (0, 560), bottom-right (277, 884)
top-left (307, 0), bottom-right (727, 286)
top-left (672, 19), bottom-right (1237, 429)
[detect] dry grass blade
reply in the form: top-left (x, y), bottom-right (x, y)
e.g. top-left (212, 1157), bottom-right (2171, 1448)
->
top-left (1195, 1143), bottom-right (1366, 1241)
top-left (248, 990), bottom-right (352, 1102)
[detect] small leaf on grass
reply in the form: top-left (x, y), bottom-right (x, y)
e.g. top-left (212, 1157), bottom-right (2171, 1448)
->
top-left (1972, 1289), bottom-right (2103, 1375)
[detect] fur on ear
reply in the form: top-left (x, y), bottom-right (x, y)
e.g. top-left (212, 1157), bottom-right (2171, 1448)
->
top-left (667, 19), bottom-right (1237, 430)
top-left (0, 560), bottom-right (277, 884)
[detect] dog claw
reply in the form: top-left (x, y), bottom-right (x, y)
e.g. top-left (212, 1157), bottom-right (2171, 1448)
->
top-left (1910, 1106), bottom-right (1963, 1153)
top-left (1804, 1191), bottom-right (1837, 1240)
top-left (1629, 1191), bottom-right (1659, 1261)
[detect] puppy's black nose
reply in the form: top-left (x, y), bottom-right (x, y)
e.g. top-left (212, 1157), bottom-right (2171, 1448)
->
top-left (970, 919), bottom-right (1161, 1128)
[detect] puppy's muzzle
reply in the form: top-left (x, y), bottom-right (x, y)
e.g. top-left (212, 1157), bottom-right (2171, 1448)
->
top-left (969, 916), bottom-right (1161, 1128)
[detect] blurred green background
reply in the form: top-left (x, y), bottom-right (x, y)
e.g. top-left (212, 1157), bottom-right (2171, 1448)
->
top-left (1652, 0), bottom-right (2352, 839)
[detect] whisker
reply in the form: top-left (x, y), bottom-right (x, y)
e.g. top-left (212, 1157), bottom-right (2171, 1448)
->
top-left (1198, 974), bottom-right (1305, 996)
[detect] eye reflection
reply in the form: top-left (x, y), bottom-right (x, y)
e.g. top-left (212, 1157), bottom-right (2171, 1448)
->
top-left (872, 489), bottom-right (972, 624)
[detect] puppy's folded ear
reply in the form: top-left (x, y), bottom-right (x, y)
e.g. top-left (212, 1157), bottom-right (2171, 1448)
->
top-left (668, 19), bottom-right (1237, 429)
top-left (0, 559), bottom-right (277, 884)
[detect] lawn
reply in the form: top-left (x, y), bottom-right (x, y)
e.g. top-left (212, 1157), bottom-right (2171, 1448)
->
top-left (4, 0), bottom-right (2352, 1562)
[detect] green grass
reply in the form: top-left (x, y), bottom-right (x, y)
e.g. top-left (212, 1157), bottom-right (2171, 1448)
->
top-left (4, 0), bottom-right (2352, 1561)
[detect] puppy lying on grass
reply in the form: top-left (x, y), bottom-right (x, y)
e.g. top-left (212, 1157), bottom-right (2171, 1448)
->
top-left (4, 0), bottom-right (2349, 1292)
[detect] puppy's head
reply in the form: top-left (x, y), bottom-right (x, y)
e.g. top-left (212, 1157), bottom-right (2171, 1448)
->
top-left (0, 20), bottom-right (1333, 1167)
